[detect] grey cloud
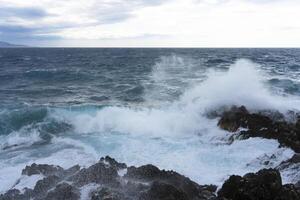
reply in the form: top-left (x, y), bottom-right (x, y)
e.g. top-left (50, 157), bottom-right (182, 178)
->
top-left (0, 6), bottom-right (49, 19)
top-left (91, 0), bottom-right (169, 24)
top-left (0, 24), bottom-right (69, 43)
top-left (0, 0), bottom-right (169, 44)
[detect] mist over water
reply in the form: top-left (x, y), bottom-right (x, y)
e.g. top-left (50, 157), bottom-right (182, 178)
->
top-left (0, 48), bottom-right (299, 193)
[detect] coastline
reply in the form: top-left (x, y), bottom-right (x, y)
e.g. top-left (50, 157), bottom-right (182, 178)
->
top-left (2, 106), bottom-right (300, 200)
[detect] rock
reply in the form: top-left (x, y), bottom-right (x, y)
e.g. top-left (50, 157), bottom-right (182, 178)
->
top-left (64, 165), bottom-right (81, 176)
top-left (276, 153), bottom-right (300, 185)
top-left (45, 183), bottom-right (80, 200)
top-left (91, 187), bottom-right (127, 200)
top-left (0, 189), bottom-right (23, 200)
top-left (100, 156), bottom-right (127, 170)
top-left (217, 106), bottom-right (249, 132)
top-left (125, 164), bottom-right (217, 200)
top-left (277, 153), bottom-right (300, 170)
top-left (125, 164), bottom-right (162, 181)
top-left (33, 175), bottom-right (60, 198)
top-left (296, 118), bottom-right (300, 129)
top-left (140, 181), bottom-right (189, 200)
top-left (69, 162), bottom-right (119, 187)
top-left (296, 181), bottom-right (300, 188)
top-left (275, 184), bottom-right (300, 200)
top-left (0, 156), bottom-right (228, 200)
top-left (218, 106), bottom-right (300, 153)
top-left (22, 163), bottom-right (64, 176)
top-left (218, 168), bottom-right (300, 200)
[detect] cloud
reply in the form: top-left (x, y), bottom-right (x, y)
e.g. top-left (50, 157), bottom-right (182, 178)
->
top-left (0, 6), bottom-right (48, 19)
top-left (0, 0), bottom-right (169, 44)
top-left (0, 0), bottom-right (300, 47)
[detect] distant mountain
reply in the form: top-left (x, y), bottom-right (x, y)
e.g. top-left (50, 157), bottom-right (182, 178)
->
top-left (0, 41), bottom-right (27, 47)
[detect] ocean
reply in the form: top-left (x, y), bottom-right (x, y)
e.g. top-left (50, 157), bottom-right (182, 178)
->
top-left (0, 48), bottom-right (300, 193)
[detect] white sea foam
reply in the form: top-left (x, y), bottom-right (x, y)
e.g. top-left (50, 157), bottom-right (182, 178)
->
top-left (178, 59), bottom-right (300, 113)
top-left (13, 175), bottom-right (44, 191)
top-left (80, 183), bottom-right (100, 200)
top-left (0, 128), bottom-right (41, 150)
top-left (0, 58), bottom-right (299, 193)
top-left (48, 59), bottom-right (299, 185)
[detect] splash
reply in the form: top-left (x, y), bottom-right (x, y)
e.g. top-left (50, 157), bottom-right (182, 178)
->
top-left (0, 58), bottom-right (299, 193)
top-left (143, 55), bottom-right (205, 104)
top-left (61, 59), bottom-right (300, 137)
top-left (179, 59), bottom-right (300, 113)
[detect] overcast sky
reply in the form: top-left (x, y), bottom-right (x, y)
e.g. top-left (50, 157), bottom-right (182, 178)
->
top-left (0, 0), bottom-right (299, 47)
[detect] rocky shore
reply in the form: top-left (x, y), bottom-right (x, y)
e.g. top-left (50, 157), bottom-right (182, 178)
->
top-left (1, 156), bottom-right (300, 200)
top-left (217, 106), bottom-right (300, 153)
top-left (1, 106), bottom-right (300, 200)
top-left (1, 156), bottom-right (217, 200)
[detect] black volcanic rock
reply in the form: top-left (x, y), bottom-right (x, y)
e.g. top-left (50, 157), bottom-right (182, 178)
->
top-left (277, 153), bottom-right (300, 170)
top-left (100, 156), bottom-right (127, 170)
top-left (139, 181), bottom-right (189, 200)
top-left (218, 168), bottom-right (300, 200)
top-left (218, 106), bottom-right (300, 153)
top-left (44, 183), bottom-right (80, 200)
top-left (69, 162), bottom-right (119, 187)
top-left (125, 164), bottom-right (162, 180)
top-left (0, 157), bottom-right (217, 200)
top-left (22, 163), bottom-right (64, 176)
top-left (4, 157), bottom-right (299, 200)
top-left (125, 164), bottom-right (217, 200)
top-left (33, 175), bottom-right (60, 196)
top-left (91, 187), bottom-right (127, 200)
top-left (217, 105), bottom-right (250, 132)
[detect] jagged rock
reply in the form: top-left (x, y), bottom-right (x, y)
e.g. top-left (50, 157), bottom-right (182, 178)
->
top-left (22, 163), bottom-right (64, 176)
top-left (218, 168), bottom-right (300, 200)
top-left (44, 183), bottom-right (80, 200)
top-left (217, 106), bottom-right (249, 132)
top-left (8, 156), bottom-right (300, 200)
top-left (69, 162), bottom-right (119, 187)
top-left (125, 164), bottom-right (217, 200)
top-left (0, 189), bottom-right (23, 200)
top-left (33, 175), bottom-right (60, 198)
top-left (277, 153), bottom-right (300, 170)
top-left (140, 181), bottom-right (189, 200)
top-left (276, 153), bottom-right (300, 186)
top-left (91, 187), bottom-right (127, 200)
top-left (276, 184), bottom-right (300, 200)
top-left (64, 165), bottom-right (81, 176)
top-left (100, 156), bottom-right (127, 170)
top-left (126, 164), bottom-right (162, 181)
top-left (218, 106), bottom-right (300, 153)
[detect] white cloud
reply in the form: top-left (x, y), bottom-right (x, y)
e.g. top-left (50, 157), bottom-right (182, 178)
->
top-left (0, 0), bottom-right (300, 47)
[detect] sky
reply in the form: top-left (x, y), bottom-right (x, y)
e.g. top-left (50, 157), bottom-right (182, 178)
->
top-left (0, 0), bottom-right (299, 47)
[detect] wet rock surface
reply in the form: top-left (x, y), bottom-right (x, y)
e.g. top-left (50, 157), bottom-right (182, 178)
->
top-left (0, 156), bottom-right (217, 200)
top-left (2, 155), bottom-right (300, 200)
top-left (218, 106), bottom-right (300, 153)
top-left (217, 168), bottom-right (300, 200)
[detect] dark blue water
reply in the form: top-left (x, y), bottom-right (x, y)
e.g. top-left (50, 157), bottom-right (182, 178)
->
top-left (0, 48), bottom-right (299, 107)
top-left (0, 48), bottom-right (299, 193)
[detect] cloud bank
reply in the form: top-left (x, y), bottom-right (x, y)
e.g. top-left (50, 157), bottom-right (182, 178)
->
top-left (0, 0), bottom-right (299, 47)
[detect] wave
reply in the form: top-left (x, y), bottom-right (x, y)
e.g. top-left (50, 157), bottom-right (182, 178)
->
top-left (0, 108), bottom-right (48, 135)
top-left (43, 59), bottom-right (299, 141)
top-left (0, 58), bottom-right (299, 193)
top-left (179, 59), bottom-right (300, 113)
top-left (2, 58), bottom-right (299, 145)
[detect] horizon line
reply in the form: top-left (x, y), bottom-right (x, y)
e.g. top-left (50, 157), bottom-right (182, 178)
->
top-left (1, 46), bottom-right (300, 49)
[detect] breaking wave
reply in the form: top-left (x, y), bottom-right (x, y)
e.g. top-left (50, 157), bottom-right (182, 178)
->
top-left (0, 57), bottom-right (299, 193)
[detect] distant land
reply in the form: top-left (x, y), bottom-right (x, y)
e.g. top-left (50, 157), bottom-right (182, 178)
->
top-left (0, 41), bottom-right (27, 47)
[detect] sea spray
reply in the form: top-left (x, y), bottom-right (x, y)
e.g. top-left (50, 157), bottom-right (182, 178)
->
top-left (0, 52), bottom-right (299, 193)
